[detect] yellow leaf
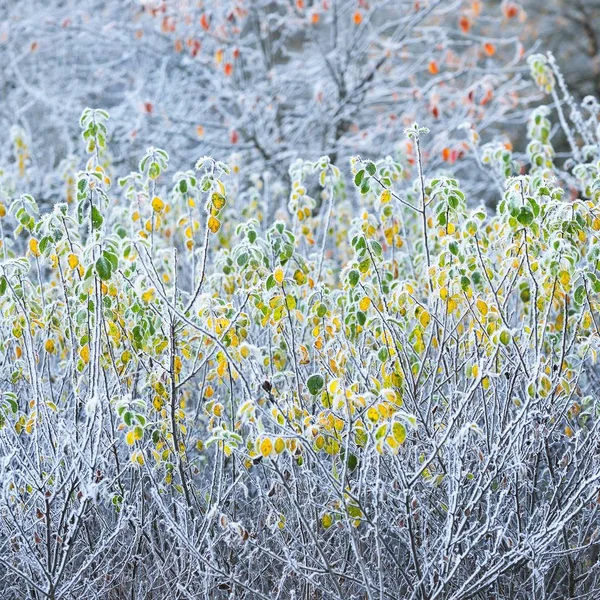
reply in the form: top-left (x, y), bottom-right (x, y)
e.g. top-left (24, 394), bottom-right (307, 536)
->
top-left (322, 513), bottom-right (333, 528)
top-left (125, 430), bottom-right (136, 446)
top-left (380, 189), bottom-right (391, 204)
top-left (29, 238), bottom-right (40, 257)
top-left (80, 344), bottom-right (90, 364)
top-left (217, 359), bottom-right (227, 377)
top-left (44, 339), bottom-right (55, 354)
top-left (67, 253), bottom-right (79, 269)
top-left (359, 297), bottom-right (371, 311)
top-left (260, 437), bottom-right (273, 457)
top-left (476, 298), bottom-right (488, 316)
top-left (142, 288), bottom-right (155, 303)
top-left (207, 215), bottom-right (221, 234)
top-left (274, 267), bottom-right (284, 284)
top-left (419, 310), bottom-right (431, 328)
top-left (367, 407), bottom-right (379, 422)
top-left (151, 196), bottom-right (165, 212)
top-left (211, 193), bottom-right (226, 210)
top-left (174, 355), bottom-right (182, 374)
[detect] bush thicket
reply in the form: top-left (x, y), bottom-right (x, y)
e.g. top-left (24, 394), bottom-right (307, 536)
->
top-left (0, 54), bottom-right (599, 600)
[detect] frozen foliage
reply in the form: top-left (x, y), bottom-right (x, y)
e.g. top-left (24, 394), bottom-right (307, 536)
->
top-left (0, 54), bottom-right (599, 599)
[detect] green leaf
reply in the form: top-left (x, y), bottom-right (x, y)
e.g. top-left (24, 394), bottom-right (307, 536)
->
top-left (348, 269), bottom-right (360, 287)
top-left (347, 454), bottom-right (358, 472)
top-left (574, 285), bottom-right (585, 306)
top-left (95, 255), bottom-right (112, 281)
top-left (91, 206), bottom-right (103, 229)
top-left (0, 276), bottom-right (8, 296)
top-left (365, 161), bottom-right (376, 176)
top-left (517, 207), bottom-right (534, 226)
top-left (307, 373), bottom-right (324, 396)
top-left (103, 250), bottom-right (118, 271)
top-left (392, 421), bottom-right (406, 444)
top-left (148, 162), bottom-right (160, 180)
top-left (354, 169), bottom-right (365, 187)
top-left (6, 397), bottom-right (18, 413)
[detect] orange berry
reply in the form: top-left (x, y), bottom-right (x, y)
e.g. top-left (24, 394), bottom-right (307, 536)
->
top-left (353, 11), bottom-right (362, 25)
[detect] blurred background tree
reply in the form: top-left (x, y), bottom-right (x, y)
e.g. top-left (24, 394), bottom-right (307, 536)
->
top-left (525, 0), bottom-right (600, 99)
top-left (0, 0), bottom-right (534, 203)
top-left (0, 0), bottom-right (597, 208)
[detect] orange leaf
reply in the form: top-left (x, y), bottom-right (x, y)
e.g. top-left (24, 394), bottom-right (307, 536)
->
top-left (484, 43), bottom-right (495, 56)
top-left (353, 11), bottom-right (362, 25)
top-left (442, 147), bottom-right (451, 162)
top-left (428, 60), bottom-right (439, 75)
top-left (200, 13), bottom-right (210, 31)
top-left (504, 3), bottom-right (518, 19)
top-left (224, 62), bottom-right (233, 76)
top-left (459, 16), bottom-right (470, 33)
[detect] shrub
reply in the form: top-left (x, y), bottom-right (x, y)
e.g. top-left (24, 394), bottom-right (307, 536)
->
top-left (0, 57), bottom-right (599, 599)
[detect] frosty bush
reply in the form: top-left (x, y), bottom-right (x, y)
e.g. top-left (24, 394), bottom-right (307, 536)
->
top-left (0, 56), bottom-right (599, 599)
